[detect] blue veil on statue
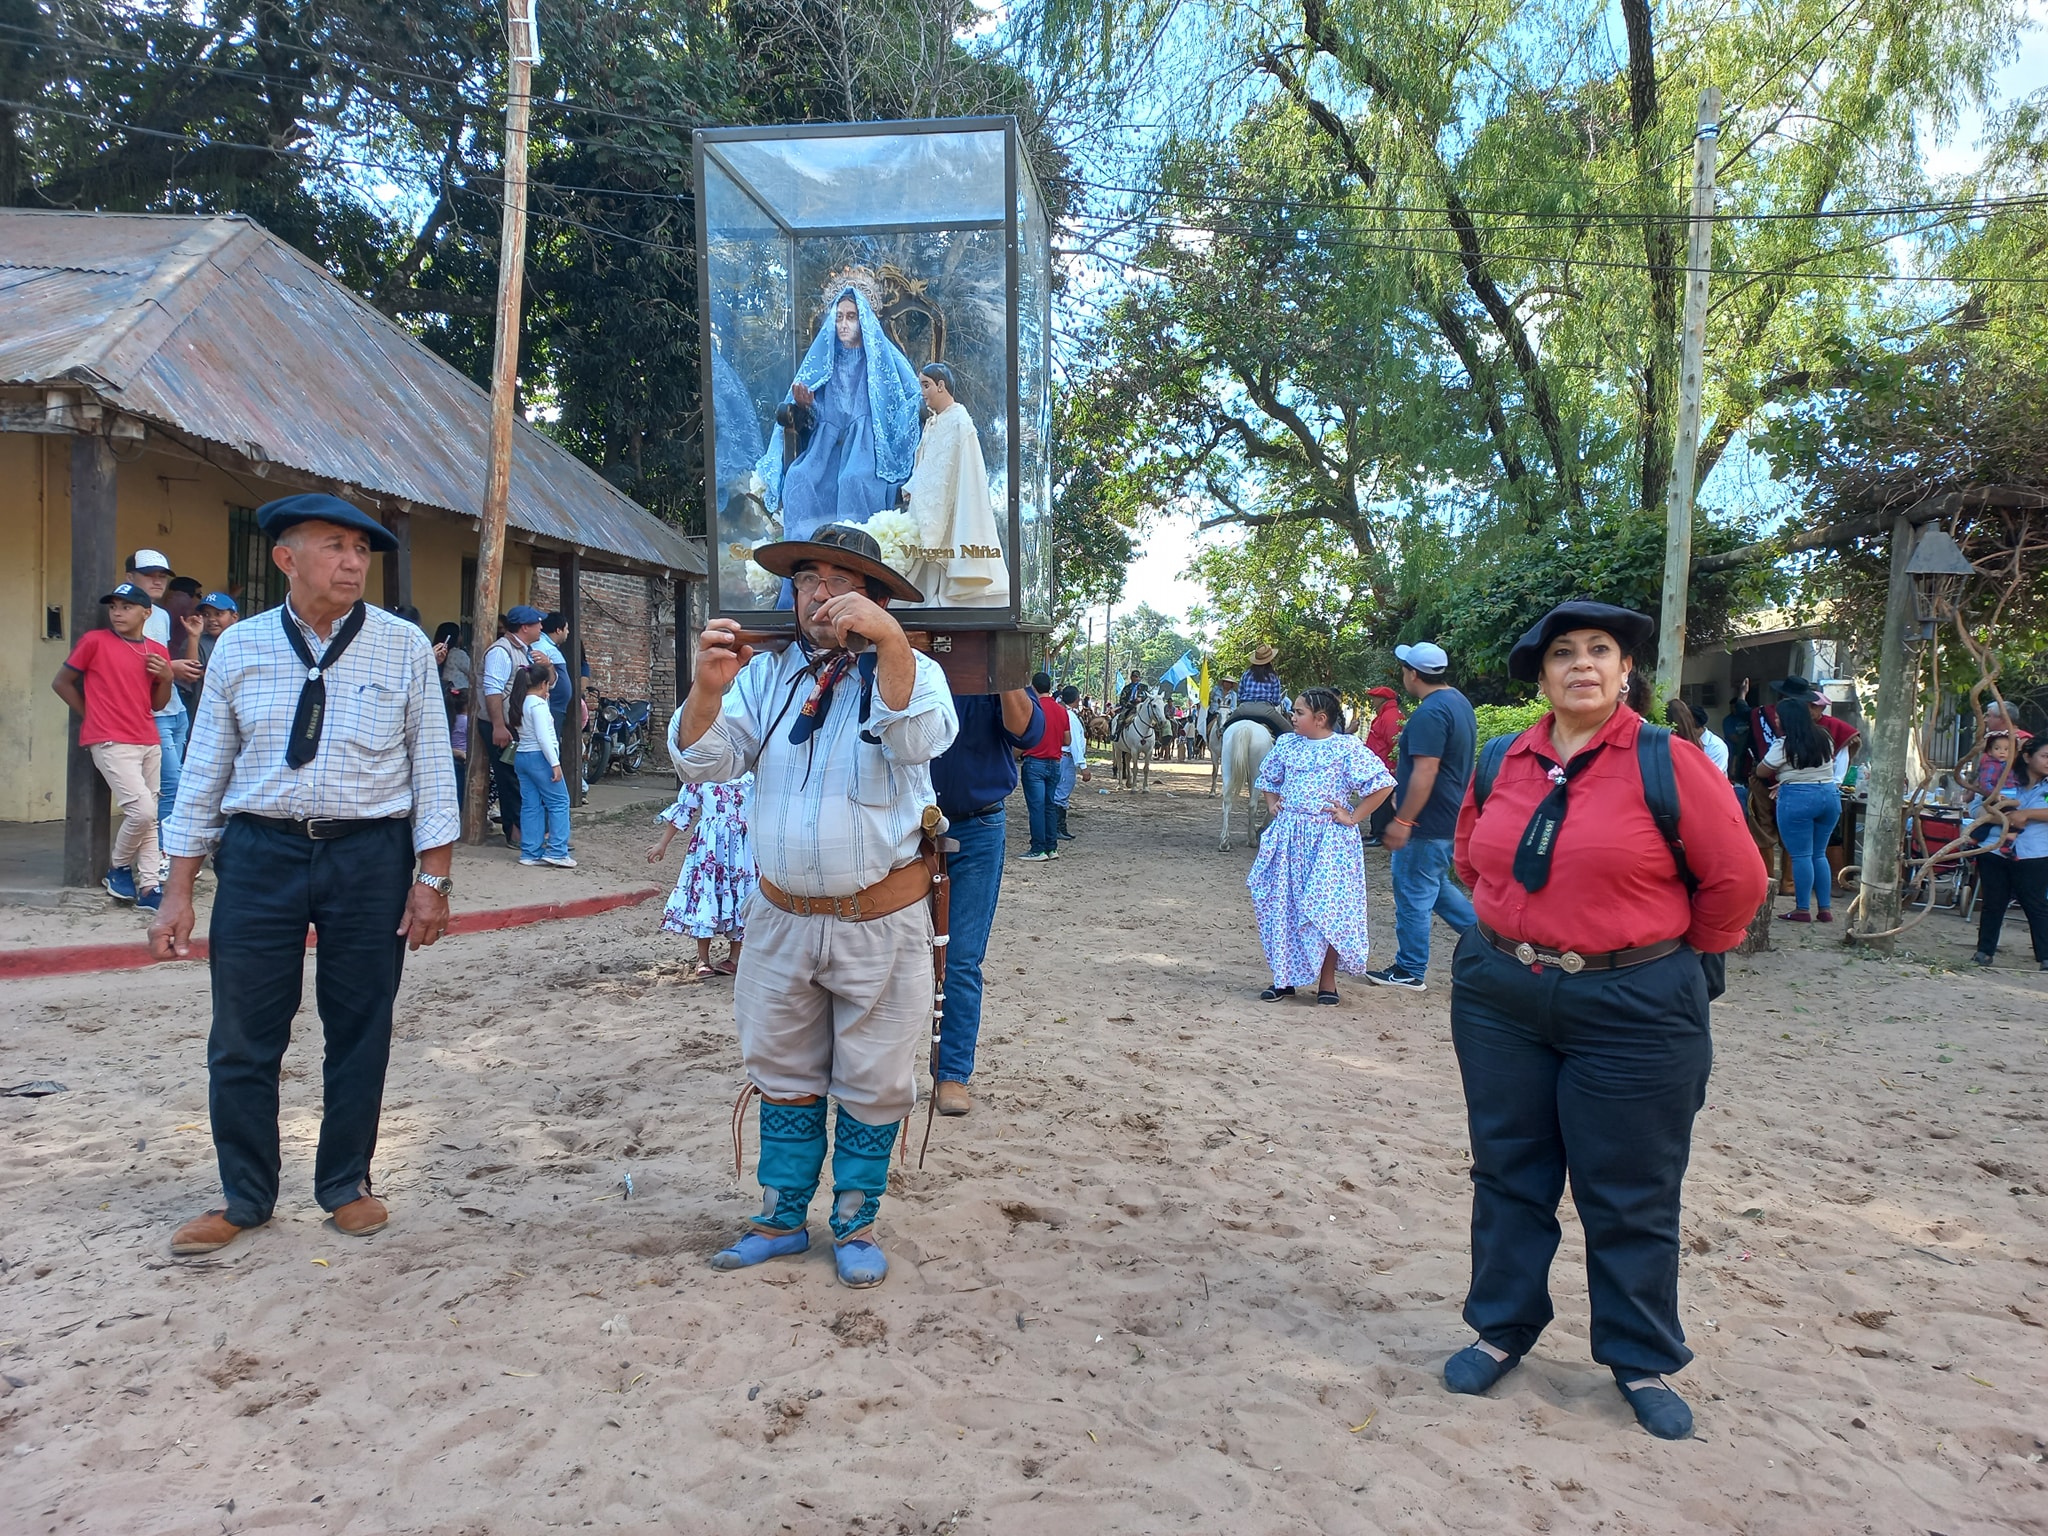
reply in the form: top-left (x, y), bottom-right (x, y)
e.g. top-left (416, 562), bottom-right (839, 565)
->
top-left (753, 283), bottom-right (923, 545)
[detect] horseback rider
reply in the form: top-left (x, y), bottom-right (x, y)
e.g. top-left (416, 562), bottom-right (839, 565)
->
top-left (1224, 645), bottom-right (1294, 738)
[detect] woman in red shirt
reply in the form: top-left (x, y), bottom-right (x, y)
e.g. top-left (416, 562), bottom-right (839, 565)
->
top-left (1443, 601), bottom-right (1766, 1441)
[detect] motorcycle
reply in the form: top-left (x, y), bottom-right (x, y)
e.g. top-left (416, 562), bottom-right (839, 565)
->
top-left (584, 696), bottom-right (652, 781)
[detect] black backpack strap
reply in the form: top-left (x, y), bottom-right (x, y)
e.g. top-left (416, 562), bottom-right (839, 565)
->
top-left (1635, 723), bottom-right (1698, 894)
top-left (1472, 731), bottom-right (1519, 811)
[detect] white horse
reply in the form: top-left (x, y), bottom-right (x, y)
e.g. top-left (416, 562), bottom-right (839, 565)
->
top-left (1217, 719), bottom-right (1276, 850)
top-left (1205, 704), bottom-right (1226, 792)
top-left (1113, 689), bottom-right (1169, 792)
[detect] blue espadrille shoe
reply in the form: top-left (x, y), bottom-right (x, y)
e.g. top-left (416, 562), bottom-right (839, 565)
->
top-left (1615, 1372), bottom-right (1694, 1439)
top-left (1443, 1343), bottom-right (1521, 1395)
top-left (833, 1237), bottom-right (888, 1288)
top-left (709, 1227), bottom-right (810, 1270)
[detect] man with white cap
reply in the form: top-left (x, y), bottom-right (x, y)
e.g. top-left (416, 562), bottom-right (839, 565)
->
top-left (125, 549), bottom-right (204, 850)
top-left (1367, 640), bottom-right (1478, 991)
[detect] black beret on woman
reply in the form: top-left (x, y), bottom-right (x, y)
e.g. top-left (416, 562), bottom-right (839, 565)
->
top-left (1444, 601), bottom-right (1767, 1439)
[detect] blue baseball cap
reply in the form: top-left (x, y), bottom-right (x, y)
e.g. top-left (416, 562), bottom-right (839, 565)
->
top-left (198, 591), bottom-right (238, 613)
top-left (506, 605), bottom-right (545, 627)
top-left (254, 493), bottom-right (397, 553)
top-left (99, 581), bottom-right (153, 608)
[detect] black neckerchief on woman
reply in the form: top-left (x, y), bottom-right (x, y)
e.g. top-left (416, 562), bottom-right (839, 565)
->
top-left (1512, 723), bottom-right (1607, 894)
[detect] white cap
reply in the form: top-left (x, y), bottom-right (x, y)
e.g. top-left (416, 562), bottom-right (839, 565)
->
top-left (127, 548), bottom-right (172, 573)
top-left (1395, 640), bottom-right (1450, 675)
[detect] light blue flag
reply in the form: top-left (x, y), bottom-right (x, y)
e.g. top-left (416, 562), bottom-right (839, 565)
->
top-left (1159, 650), bottom-right (1198, 689)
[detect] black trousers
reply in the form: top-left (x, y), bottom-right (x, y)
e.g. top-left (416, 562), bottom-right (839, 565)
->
top-left (206, 815), bottom-right (413, 1227)
top-left (490, 748), bottom-right (522, 837)
top-left (1976, 855), bottom-right (2048, 962)
top-left (1449, 929), bottom-right (1712, 1377)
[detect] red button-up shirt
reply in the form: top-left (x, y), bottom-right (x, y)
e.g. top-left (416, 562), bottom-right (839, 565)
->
top-left (1455, 705), bottom-right (1768, 955)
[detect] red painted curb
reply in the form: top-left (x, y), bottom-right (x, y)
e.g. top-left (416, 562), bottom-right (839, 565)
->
top-left (0, 887), bottom-right (662, 981)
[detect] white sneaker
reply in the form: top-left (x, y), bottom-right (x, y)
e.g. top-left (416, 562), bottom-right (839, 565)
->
top-left (518, 856), bottom-right (545, 866)
top-left (543, 855), bottom-right (578, 869)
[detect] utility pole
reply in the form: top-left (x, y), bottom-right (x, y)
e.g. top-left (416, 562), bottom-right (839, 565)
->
top-left (1100, 601), bottom-right (1113, 705)
top-left (1653, 87), bottom-right (1722, 708)
top-left (464, 0), bottom-right (541, 844)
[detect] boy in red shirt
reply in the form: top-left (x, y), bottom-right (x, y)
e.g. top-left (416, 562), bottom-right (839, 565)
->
top-left (51, 582), bottom-right (174, 909)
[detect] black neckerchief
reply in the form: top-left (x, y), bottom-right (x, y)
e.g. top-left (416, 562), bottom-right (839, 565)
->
top-left (278, 600), bottom-right (369, 768)
top-left (1512, 740), bottom-right (1605, 893)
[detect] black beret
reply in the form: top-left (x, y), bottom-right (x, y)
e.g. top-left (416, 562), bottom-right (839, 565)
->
top-left (1507, 601), bottom-right (1656, 683)
top-left (255, 493), bottom-right (397, 553)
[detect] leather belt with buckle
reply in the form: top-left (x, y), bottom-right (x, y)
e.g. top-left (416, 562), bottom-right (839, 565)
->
top-left (1476, 921), bottom-right (1683, 975)
top-left (759, 860), bottom-right (933, 923)
top-left (241, 813), bottom-right (396, 841)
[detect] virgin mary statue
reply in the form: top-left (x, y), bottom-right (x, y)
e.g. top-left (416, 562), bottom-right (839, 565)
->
top-left (753, 280), bottom-right (922, 549)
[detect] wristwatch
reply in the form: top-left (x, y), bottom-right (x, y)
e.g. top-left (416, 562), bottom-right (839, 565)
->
top-left (415, 872), bottom-right (454, 897)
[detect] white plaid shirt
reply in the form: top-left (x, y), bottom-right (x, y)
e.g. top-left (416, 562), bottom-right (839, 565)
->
top-left (671, 645), bottom-right (957, 898)
top-left (162, 601), bottom-right (459, 857)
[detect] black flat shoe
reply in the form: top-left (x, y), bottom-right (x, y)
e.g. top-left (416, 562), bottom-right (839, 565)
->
top-left (1259, 985), bottom-right (1295, 1002)
top-left (1443, 1343), bottom-right (1520, 1395)
top-left (1615, 1372), bottom-right (1694, 1439)
top-left (1316, 990), bottom-right (1340, 1005)
top-left (1971, 951), bottom-right (1995, 966)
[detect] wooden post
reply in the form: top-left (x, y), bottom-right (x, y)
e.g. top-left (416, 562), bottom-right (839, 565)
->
top-left (1852, 513), bottom-right (1921, 952)
top-left (559, 550), bottom-right (584, 805)
top-left (382, 510), bottom-right (413, 612)
top-left (464, 0), bottom-right (538, 844)
top-left (1100, 601), bottom-right (1113, 705)
top-left (64, 434), bottom-right (117, 887)
top-left (674, 575), bottom-right (692, 714)
top-left (1654, 87), bottom-right (1723, 706)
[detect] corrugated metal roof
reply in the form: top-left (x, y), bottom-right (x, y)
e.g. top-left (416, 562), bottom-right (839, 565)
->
top-left (0, 209), bottom-right (702, 575)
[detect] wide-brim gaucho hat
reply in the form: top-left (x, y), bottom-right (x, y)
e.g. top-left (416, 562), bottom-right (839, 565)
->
top-left (751, 522), bottom-right (924, 605)
top-left (1507, 600), bottom-right (1656, 683)
top-left (1249, 643), bottom-right (1278, 665)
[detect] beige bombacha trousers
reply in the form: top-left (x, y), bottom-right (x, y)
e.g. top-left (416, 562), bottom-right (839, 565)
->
top-left (733, 895), bottom-right (934, 1125)
top-left (88, 741), bottom-right (163, 887)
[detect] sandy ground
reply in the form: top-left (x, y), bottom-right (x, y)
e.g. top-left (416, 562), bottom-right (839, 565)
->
top-left (3, 759), bottom-right (2046, 1536)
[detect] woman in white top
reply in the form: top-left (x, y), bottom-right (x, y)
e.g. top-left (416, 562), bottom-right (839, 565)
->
top-left (1756, 693), bottom-right (1838, 922)
top-left (510, 659), bottom-right (574, 868)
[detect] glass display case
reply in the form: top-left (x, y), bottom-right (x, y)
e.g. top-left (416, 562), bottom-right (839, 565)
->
top-left (695, 117), bottom-right (1053, 645)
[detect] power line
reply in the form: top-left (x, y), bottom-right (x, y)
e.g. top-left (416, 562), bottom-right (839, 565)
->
top-left (10, 96), bottom-right (2045, 287)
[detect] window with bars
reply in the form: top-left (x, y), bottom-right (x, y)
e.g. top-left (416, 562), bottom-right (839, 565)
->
top-left (226, 505), bottom-right (289, 615)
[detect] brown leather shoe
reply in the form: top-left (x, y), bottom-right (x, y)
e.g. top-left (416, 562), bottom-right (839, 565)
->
top-left (170, 1209), bottom-right (250, 1256)
top-left (935, 1080), bottom-right (972, 1117)
top-left (331, 1194), bottom-right (389, 1237)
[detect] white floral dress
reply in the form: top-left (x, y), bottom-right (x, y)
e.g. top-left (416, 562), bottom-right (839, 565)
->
top-left (1247, 733), bottom-right (1394, 986)
top-left (659, 774), bottom-right (756, 939)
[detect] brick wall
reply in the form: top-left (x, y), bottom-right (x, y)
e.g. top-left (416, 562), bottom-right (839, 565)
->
top-left (528, 567), bottom-right (688, 708)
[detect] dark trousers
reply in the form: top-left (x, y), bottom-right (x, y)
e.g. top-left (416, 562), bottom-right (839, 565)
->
top-left (490, 748), bottom-right (522, 838)
top-left (206, 815), bottom-right (414, 1227)
top-left (1976, 855), bottom-right (2048, 962)
top-left (1449, 930), bottom-right (1712, 1377)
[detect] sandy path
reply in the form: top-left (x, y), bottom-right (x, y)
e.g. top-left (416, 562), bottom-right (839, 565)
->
top-left (3, 764), bottom-right (2045, 1535)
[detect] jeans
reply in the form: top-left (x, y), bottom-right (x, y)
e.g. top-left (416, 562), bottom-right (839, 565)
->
top-left (1020, 756), bottom-right (1061, 854)
top-left (1390, 836), bottom-right (1477, 975)
top-left (206, 815), bottom-right (413, 1227)
top-left (154, 708), bottom-right (188, 834)
top-left (936, 808), bottom-right (1006, 1083)
top-left (1054, 758), bottom-right (1077, 807)
top-left (1451, 931), bottom-right (1713, 1376)
top-left (1975, 855), bottom-right (2048, 962)
top-left (514, 750), bottom-right (570, 860)
top-left (1774, 781), bottom-right (1840, 912)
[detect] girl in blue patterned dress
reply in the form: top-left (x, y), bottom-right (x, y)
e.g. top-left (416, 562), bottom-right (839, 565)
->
top-left (649, 773), bottom-right (756, 977)
top-left (1247, 688), bottom-right (1396, 1003)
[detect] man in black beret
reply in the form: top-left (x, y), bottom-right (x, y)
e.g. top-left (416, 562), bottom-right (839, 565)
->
top-left (150, 493), bottom-right (458, 1256)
